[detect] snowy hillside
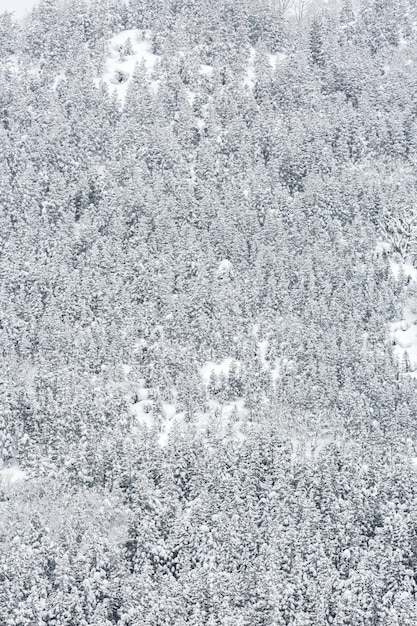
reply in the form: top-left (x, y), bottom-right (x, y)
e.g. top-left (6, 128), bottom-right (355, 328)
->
top-left (1, 0), bottom-right (417, 623)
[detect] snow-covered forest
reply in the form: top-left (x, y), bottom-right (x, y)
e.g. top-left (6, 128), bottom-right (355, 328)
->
top-left (1, 0), bottom-right (417, 622)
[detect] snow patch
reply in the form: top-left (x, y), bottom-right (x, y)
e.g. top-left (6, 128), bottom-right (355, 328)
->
top-left (129, 376), bottom-right (185, 446)
top-left (389, 255), bottom-right (417, 372)
top-left (290, 433), bottom-right (335, 459)
top-left (187, 90), bottom-right (196, 106)
top-left (0, 465), bottom-right (25, 488)
top-left (4, 55), bottom-right (19, 75)
top-left (131, 399), bottom-right (153, 427)
top-left (380, 236), bottom-right (417, 374)
top-left (374, 240), bottom-right (392, 259)
top-left (342, 589), bottom-right (353, 602)
top-left (200, 64), bottom-right (213, 76)
top-left (258, 340), bottom-right (269, 369)
top-left (52, 71), bottom-right (66, 91)
top-left (102, 29), bottom-right (158, 104)
top-left (244, 48), bottom-right (286, 90)
top-left (244, 47), bottom-right (256, 89)
top-left (268, 53), bottom-right (286, 69)
top-left (390, 260), bottom-right (417, 282)
top-left (158, 410), bottom-right (185, 447)
top-left (216, 258), bottom-right (234, 279)
top-left (200, 357), bottom-right (236, 386)
top-left (195, 400), bottom-right (247, 441)
top-left (162, 402), bottom-right (176, 421)
top-left (252, 327), bottom-right (280, 382)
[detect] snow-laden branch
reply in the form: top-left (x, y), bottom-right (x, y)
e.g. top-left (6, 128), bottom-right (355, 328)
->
top-left (380, 207), bottom-right (417, 264)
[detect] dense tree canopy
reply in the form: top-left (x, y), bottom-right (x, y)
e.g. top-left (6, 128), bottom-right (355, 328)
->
top-left (1, 0), bottom-right (417, 622)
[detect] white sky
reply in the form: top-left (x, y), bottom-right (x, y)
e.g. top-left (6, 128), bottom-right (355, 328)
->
top-left (0, 0), bottom-right (38, 17)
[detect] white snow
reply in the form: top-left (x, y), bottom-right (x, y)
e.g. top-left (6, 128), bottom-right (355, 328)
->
top-left (195, 400), bottom-right (247, 442)
top-left (128, 375), bottom-right (185, 446)
top-left (271, 362), bottom-right (280, 382)
top-left (374, 240), bottom-right (392, 259)
top-left (390, 260), bottom-right (417, 282)
top-left (244, 48), bottom-right (286, 89)
top-left (4, 54), bottom-right (19, 75)
top-left (290, 433), bottom-right (335, 459)
top-left (390, 280), bottom-right (417, 373)
top-left (216, 258), bottom-right (234, 279)
top-left (376, 240), bottom-right (417, 374)
top-left (197, 359), bottom-right (247, 440)
top-left (211, 399), bottom-right (246, 421)
top-left (128, 355), bottom-right (249, 447)
top-left (258, 340), bottom-right (269, 369)
top-left (162, 402), bottom-right (176, 421)
top-left (244, 47), bottom-right (256, 90)
top-left (52, 71), bottom-right (66, 91)
top-left (200, 64), bottom-right (213, 76)
top-left (27, 63), bottom-right (41, 78)
top-left (268, 52), bottom-right (286, 69)
top-left (131, 399), bottom-right (153, 427)
top-left (0, 465), bottom-right (25, 488)
top-left (102, 29), bottom-right (158, 104)
top-left (200, 357), bottom-right (237, 386)
top-left (97, 164), bottom-right (107, 178)
top-left (158, 410), bottom-right (185, 447)
top-left (252, 325), bottom-right (280, 382)
top-left (342, 589), bottom-right (353, 602)
top-left (136, 387), bottom-right (149, 401)
top-left (186, 90), bottom-right (196, 106)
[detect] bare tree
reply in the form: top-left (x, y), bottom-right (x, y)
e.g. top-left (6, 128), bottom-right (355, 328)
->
top-left (381, 206), bottom-right (417, 264)
top-left (268, 0), bottom-right (293, 13)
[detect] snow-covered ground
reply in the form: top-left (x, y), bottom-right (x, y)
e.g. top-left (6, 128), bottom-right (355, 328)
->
top-left (244, 48), bottom-right (256, 89)
top-left (244, 47), bottom-right (286, 90)
top-left (216, 258), bottom-right (234, 280)
top-left (128, 374), bottom-right (185, 446)
top-left (252, 324), bottom-right (280, 382)
top-left (385, 245), bottom-right (417, 375)
top-left (102, 29), bottom-right (158, 104)
top-left (52, 70), bottom-right (66, 91)
top-left (392, 304), bottom-right (417, 375)
top-left (0, 465), bottom-right (25, 491)
top-left (200, 64), bottom-right (213, 76)
top-left (127, 355), bottom-right (250, 447)
top-left (200, 357), bottom-right (237, 386)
